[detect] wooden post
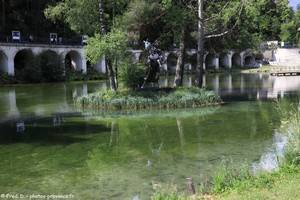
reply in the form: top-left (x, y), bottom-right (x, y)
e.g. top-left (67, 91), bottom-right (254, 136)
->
top-left (186, 177), bottom-right (196, 195)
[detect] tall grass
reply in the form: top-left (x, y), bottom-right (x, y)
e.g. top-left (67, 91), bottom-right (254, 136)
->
top-left (74, 87), bottom-right (222, 111)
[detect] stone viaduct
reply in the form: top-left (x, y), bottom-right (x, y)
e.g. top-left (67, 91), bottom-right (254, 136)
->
top-left (0, 43), bottom-right (87, 76)
top-left (0, 42), bottom-right (257, 76)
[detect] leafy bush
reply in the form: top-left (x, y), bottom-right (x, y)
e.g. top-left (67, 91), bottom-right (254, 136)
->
top-left (37, 52), bottom-right (65, 82)
top-left (118, 61), bottom-right (145, 89)
top-left (0, 72), bottom-right (16, 84)
top-left (22, 59), bottom-right (43, 83)
top-left (15, 53), bottom-right (43, 83)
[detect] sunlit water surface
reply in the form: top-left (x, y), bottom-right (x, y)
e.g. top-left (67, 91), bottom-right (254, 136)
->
top-left (0, 73), bottom-right (300, 199)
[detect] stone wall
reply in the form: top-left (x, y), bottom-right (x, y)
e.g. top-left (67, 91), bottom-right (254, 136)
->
top-left (274, 48), bottom-right (300, 67)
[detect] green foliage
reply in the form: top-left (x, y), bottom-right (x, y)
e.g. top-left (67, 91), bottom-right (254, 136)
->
top-left (0, 73), bottom-right (16, 84)
top-left (118, 61), bottom-right (145, 89)
top-left (75, 87), bottom-right (222, 111)
top-left (113, 0), bottom-right (166, 49)
top-left (15, 55), bottom-right (43, 83)
top-left (280, 6), bottom-right (300, 45)
top-left (281, 20), bottom-right (297, 42)
top-left (151, 192), bottom-right (186, 200)
top-left (86, 29), bottom-right (128, 64)
top-left (65, 68), bottom-right (105, 82)
top-left (45, 0), bottom-right (130, 36)
top-left (212, 161), bottom-right (251, 193)
top-left (45, 0), bottom-right (100, 35)
top-left (36, 52), bottom-right (65, 82)
top-left (150, 183), bottom-right (188, 200)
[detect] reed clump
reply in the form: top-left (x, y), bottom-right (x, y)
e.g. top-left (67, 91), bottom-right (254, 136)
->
top-left (74, 87), bottom-right (222, 111)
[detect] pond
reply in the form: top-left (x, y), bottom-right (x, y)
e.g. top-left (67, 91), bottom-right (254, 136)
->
top-left (0, 73), bottom-right (299, 199)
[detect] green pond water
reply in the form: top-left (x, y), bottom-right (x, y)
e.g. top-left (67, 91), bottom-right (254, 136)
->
top-left (0, 73), bottom-right (300, 200)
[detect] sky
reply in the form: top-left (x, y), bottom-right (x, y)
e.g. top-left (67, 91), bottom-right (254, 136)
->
top-left (290, 0), bottom-right (299, 10)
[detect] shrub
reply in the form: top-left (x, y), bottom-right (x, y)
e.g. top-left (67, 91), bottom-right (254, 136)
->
top-left (22, 59), bottom-right (43, 83)
top-left (118, 61), bottom-right (145, 89)
top-left (0, 72), bottom-right (16, 84)
top-left (37, 52), bottom-right (65, 82)
top-left (15, 54), bottom-right (43, 83)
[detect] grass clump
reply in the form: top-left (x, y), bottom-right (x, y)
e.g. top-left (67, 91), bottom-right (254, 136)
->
top-left (212, 161), bottom-right (251, 194)
top-left (151, 192), bottom-right (187, 200)
top-left (74, 87), bottom-right (222, 111)
top-left (0, 73), bottom-right (16, 84)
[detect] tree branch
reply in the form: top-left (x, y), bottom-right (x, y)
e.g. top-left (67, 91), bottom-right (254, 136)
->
top-left (204, 1), bottom-right (230, 22)
top-left (204, 0), bottom-right (244, 39)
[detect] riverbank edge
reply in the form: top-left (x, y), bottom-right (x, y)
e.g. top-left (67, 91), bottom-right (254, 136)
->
top-left (213, 165), bottom-right (300, 200)
top-left (0, 71), bottom-right (106, 85)
top-left (150, 165), bottom-right (300, 200)
top-left (74, 87), bottom-right (223, 111)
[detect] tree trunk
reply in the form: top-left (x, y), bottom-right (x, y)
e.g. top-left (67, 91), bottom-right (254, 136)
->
top-left (1, 0), bottom-right (5, 32)
top-left (174, 27), bottom-right (187, 87)
top-left (98, 0), bottom-right (106, 35)
top-left (107, 59), bottom-right (117, 91)
top-left (99, 0), bottom-right (117, 91)
top-left (195, 0), bottom-right (205, 88)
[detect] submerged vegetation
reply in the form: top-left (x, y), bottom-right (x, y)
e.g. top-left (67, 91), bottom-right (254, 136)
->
top-left (75, 87), bottom-right (221, 111)
top-left (150, 99), bottom-right (300, 199)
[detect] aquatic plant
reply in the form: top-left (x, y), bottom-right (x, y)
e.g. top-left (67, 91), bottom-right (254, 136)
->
top-left (75, 87), bottom-right (222, 111)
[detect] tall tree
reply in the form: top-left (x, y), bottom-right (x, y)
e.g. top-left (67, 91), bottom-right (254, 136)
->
top-left (174, 26), bottom-right (187, 87)
top-left (195, 0), bottom-right (205, 87)
top-left (1, 0), bottom-right (5, 32)
top-left (195, 0), bottom-right (244, 87)
top-left (98, 0), bottom-right (117, 91)
top-left (280, 4), bottom-right (300, 45)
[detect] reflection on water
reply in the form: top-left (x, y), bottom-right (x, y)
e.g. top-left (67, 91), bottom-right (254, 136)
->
top-left (1, 74), bottom-right (300, 120)
top-left (161, 73), bottom-right (300, 101)
top-left (0, 82), bottom-right (107, 122)
top-left (0, 73), bottom-right (300, 199)
top-left (252, 127), bottom-right (289, 174)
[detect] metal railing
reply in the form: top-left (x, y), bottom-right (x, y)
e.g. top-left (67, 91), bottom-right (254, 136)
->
top-left (0, 35), bottom-right (83, 46)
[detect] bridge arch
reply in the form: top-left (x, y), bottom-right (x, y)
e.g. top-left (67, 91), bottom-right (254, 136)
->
top-left (64, 50), bottom-right (84, 72)
top-left (167, 52), bottom-right (178, 72)
top-left (0, 50), bottom-right (8, 73)
top-left (244, 54), bottom-right (255, 67)
top-left (38, 50), bottom-right (64, 81)
top-left (232, 53), bottom-right (241, 68)
top-left (205, 53), bottom-right (217, 69)
top-left (186, 53), bottom-right (197, 72)
top-left (14, 49), bottom-right (35, 78)
top-left (219, 53), bottom-right (230, 68)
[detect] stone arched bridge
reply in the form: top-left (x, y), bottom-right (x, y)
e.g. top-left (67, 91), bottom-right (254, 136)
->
top-left (0, 43), bottom-right (87, 76)
top-left (130, 49), bottom-right (257, 72)
top-left (0, 42), bottom-right (258, 76)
